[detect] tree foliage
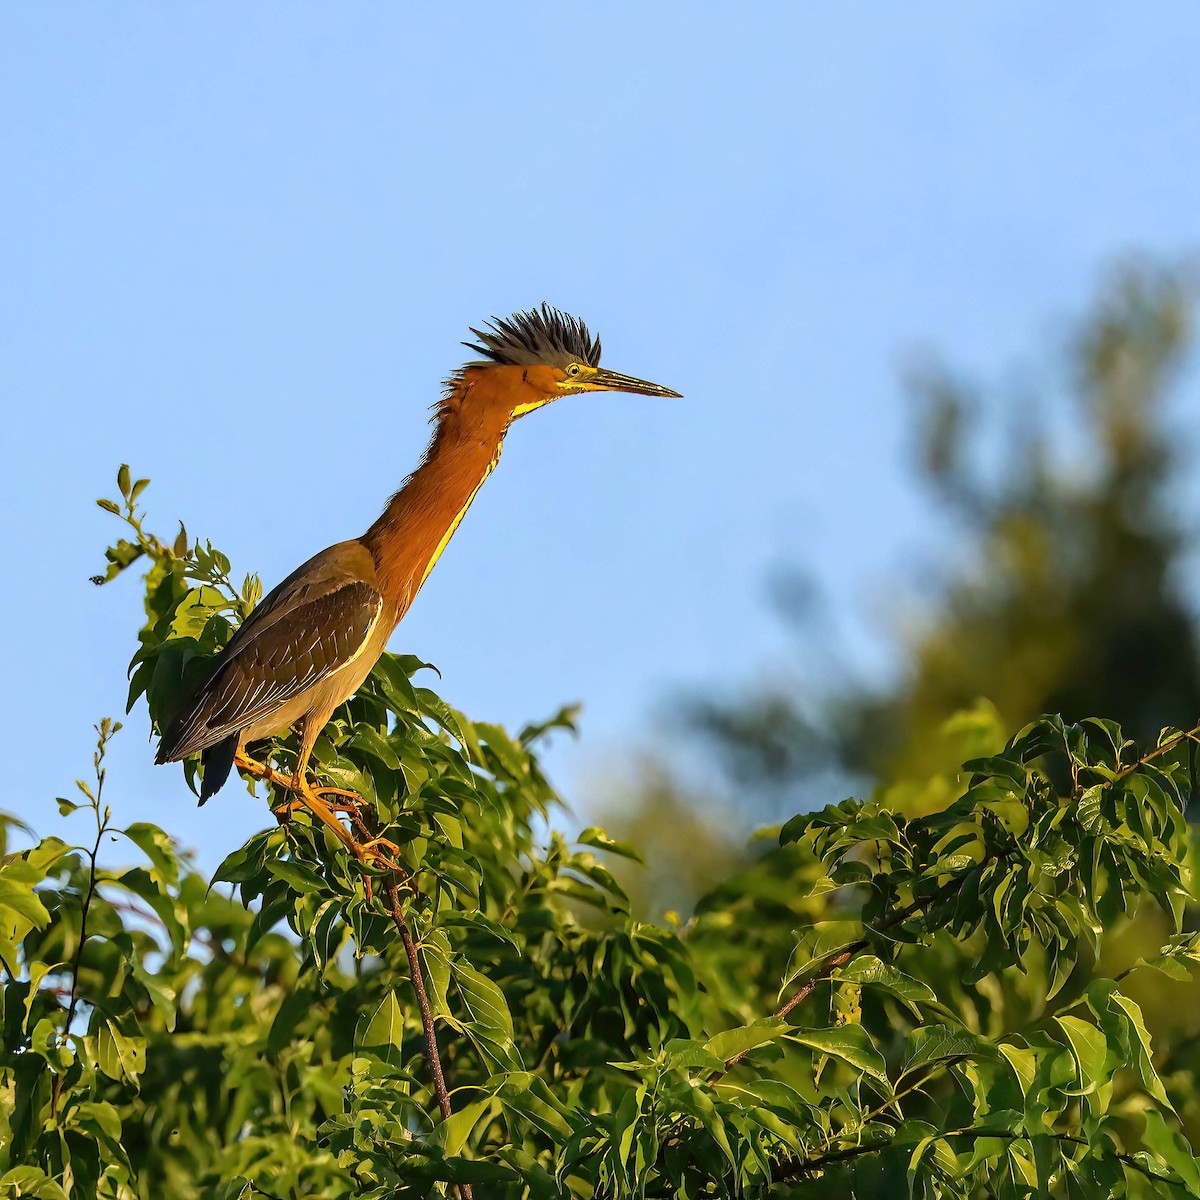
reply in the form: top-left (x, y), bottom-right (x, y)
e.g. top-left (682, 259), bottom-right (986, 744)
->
top-left (3, 467), bottom-right (1200, 1196)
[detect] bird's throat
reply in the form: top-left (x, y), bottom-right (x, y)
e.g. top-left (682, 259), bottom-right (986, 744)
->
top-left (363, 418), bottom-right (507, 612)
top-left (416, 441), bottom-right (502, 589)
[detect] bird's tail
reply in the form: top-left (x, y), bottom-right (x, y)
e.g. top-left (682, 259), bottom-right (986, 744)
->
top-left (154, 697), bottom-right (206, 765)
top-left (198, 734), bottom-right (239, 806)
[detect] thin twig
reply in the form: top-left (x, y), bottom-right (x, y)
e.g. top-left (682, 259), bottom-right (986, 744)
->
top-left (54, 723), bottom-right (117, 1113)
top-left (1113, 720), bottom-right (1200, 780)
top-left (311, 794), bottom-right (453, 1183)
top-left (780, 1126), bottom-right (1180, 1188)
top-left (64, 814), bottom-right (105, 1036)
top-left (719, 874), bottom-right (968, 1076)
top-left (775, 944), bottom-right (862, 1022)
top-left (386, 879), bottom-right (473, 1200)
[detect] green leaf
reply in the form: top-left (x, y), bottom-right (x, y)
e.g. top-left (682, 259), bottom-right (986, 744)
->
top-left (658, 1039), bottom-right (726, 1074)
top-left (415, 688), bottom-right (481, 759)
top-left (704, 1019), bottom-right (788, 1064)
top-left (455, 961), bottom-right (514, 1041)
top-left (0, 877), bottom-right (51, 929)
top-left (497, 1073), bottom-right (573, 1139)
top-left (31, 1016), bottom-right (72, 1072)
top-left (131, 956), bottom-right (177, 1030)
top-left (422, 929), bottom-right (453, 1018)
top-left (436, 1097), bottom-right (495, 1157)
top-left (0, 1166), bottom-right (70, 1200)
top-left (461, 1027), bottom-right (522, 1074)
top-left (779, 920), bottom-right (862, 990)
top-left (22, 961), bottom-right (55, 1031)
top-left (1112, 992), bottom-right (1171, 1106)
top-left (576, 826), bottom-right (645, 864)
top-left (789, 1025), bottom-right (888, 1082)
top-left (211, 836), bottom-right (268, 886)
top-left (435, 911), bottom-right (518, 952)
top-left (97, 1020), bottom-right (146, 1085)
top-left (265, 858), bottom-right (326, 895)
top-left (1142, 1109), bottom-right (1200, 1192)
top-left (1129, 934), bottom-right (1200, 982)
top-left (360, 991), bottom-right (405, 1053)
top-left (307, 898), bottom-right (344, 974)
top-left (122, 821), bottom-right (179, 885)
top-left (778, 812), bottom-right (811, 845)
top-left (838, 955), bottom-right (936, 1004)
top-left (902, 1024), bottom-right (993, 1077)
top-left (997, 1042), bottom-right (1038, 1098)
top-left (1055, 1016), bottom-right (1107, 1090)
top-left (268, 987), bottom-right (317, 1057)
top-left (347, 725), bottom-right (402, 770)
top-left (907, 1135), bottom-right (958, 1190)
top-left (476, 723), bottom-right (529, 780)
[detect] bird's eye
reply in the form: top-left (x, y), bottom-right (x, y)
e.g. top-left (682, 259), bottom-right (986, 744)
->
top-left (566, 363), bottom-right (582, 377)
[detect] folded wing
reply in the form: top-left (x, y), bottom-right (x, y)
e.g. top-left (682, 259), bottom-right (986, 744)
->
top-left (156, 542), bottom-right (383, 763)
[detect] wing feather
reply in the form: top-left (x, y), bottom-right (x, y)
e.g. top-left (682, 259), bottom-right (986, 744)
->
top-left (157, 568), bottom-right (382, 762)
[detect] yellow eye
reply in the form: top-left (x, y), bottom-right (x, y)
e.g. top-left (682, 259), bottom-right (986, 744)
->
top-left (566, 363), bottom-right (582, 377)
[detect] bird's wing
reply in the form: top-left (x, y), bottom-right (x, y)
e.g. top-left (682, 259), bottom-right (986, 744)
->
top-left (157, 540), bottom-right (384, 761)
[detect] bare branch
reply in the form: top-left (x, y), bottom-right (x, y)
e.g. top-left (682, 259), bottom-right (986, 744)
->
top-left (386, 879), bottom-right (473, 1200)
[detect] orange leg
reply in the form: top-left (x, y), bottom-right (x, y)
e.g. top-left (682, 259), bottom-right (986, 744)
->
top-left (233, 747), bottom-right (403, 871)
top-left (272, 796), bottom-right (360, 816)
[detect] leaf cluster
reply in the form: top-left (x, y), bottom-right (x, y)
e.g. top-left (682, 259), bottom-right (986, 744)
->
top-left (2, 473), bottom-right (1200, 1197)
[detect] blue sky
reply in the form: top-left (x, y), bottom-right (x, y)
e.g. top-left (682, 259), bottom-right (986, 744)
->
top-left (4, 4), bottom-right (1199, 865)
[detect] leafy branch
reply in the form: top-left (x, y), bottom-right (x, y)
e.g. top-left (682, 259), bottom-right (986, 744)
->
top-left (712, 877), bottom-right (965, 1077)
top-left (386, 879), bottom-right (474, 1200)
top-left (52, 717), bottom-right (121, 1112)
top-left (92, 462), bottom-right (260, 616)
top-left (90, 464), bottom-right (166, 584)
top-left (779, 1126), bottom-right (1181, 1190)
top-left (729, 716), bottom-right (1200, 1070)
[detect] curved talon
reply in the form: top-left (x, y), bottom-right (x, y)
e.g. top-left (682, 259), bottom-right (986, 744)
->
top-left (273, 797), bottom-right (360, 822)
top-left (353, 835), bottom-right (404, 872)
top-left (233, 751), bottom-right (403, 874)
top-left (311, 785), bottom-right (364, 804)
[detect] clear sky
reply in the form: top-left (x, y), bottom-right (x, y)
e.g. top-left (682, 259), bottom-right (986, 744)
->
top-left (4, 4), bottom-right (1200, 866)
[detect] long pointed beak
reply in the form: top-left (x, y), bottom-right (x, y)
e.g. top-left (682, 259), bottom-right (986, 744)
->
top-left (586, 367), bottom-right (683, 398)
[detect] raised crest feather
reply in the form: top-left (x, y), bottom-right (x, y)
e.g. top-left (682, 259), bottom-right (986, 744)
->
top-left (463, 303), bottom-right (602, 369)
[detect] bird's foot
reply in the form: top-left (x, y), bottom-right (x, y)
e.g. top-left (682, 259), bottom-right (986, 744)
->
top-left (311, 784), bottom-right (366, 806)
top-left (236, 753), bottom-right (363, 819)
top-left (290, 779), bottom-right (405, 873)
top-left (234, 752), bottom-right (403, 875)
top-left (353, 835), bottom-right (405, 873)
top-left (235, 751), bottom-right (294, 793)
top-left (272, 796), bottom-right (360, 821)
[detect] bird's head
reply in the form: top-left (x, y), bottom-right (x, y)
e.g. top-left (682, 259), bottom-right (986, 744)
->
top-left (455, 303), bottom-right (682, 420)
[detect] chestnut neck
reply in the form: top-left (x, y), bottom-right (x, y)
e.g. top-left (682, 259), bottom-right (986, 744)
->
top-left (362, 370), bottom-right (524, 611)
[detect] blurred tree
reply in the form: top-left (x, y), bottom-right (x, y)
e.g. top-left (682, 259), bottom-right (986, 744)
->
top-left (582, 759), bottom-right (750, 922)
top-left (857, 262), bottom-right (1200, 781)
top-left (672, 258), bottom-right (1195, 806)
top-left (597, 262), bottom-right (1200, 917)
top-left (587, 265), bottom-right (1200, 1166)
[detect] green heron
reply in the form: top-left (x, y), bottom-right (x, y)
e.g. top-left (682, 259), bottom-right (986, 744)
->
top-left (156, 305), bottom-right (681, 864)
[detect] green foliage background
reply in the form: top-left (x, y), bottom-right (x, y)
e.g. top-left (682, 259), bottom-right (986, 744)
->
top-left (5, 267), bottom-right (1200, 1198)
